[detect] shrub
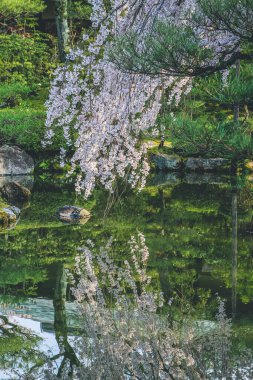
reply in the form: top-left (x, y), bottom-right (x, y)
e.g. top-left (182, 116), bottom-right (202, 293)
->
top-left (164, 113), bottom-right (253, 161)
top-left (0, 0), bottom-right (45, 18)
top-left (0, 33), bottom-right (57, 84)
top-left (0, 105), bottom-right (62, 155)
top-left (0, 83), bottom-right (39, 108)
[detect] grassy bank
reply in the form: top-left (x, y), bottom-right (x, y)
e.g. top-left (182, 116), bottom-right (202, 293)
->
top-left (0, 86), bottom-right (64, 163)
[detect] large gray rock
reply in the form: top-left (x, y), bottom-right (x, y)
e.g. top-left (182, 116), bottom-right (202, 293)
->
top-left (185, 158), bottom-right (229, 172)
top-left (0, 145), bottom-right (34, 175)
top-left (151, 153), bottom-right (182, 171)
top-left (56, 205), bottom-right (91, 224)
top-left (0, 175), bottom-right (34, 189)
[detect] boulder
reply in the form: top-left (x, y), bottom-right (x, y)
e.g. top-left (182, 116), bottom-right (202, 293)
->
top-left (0, 175), bottom-right (34, 190)
top-left (0, 206), bottom-right (20, 227)
top-left (151, 153), bottom-right (182, 171)
top-left (185, 158), bottom-right (229, 172)
top-left (3, 205), bottom-right (21, 217)
top-left (56, 206), bottom-right (91, 223)
top-left (0, 209), bottom-right (9, 226)
top-left (0, 182), bottom-right (31, 202)
top-left (0, 145), bottom-right (34, 176)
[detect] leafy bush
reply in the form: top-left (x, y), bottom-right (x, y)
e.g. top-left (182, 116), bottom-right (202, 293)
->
top-left (0, 33), bottom-right (57, 84)
top-left (0, 0), bottom-right (45, 18)
top-left (193, 65), bottom-right (253, 108)
top-left (165, 113), bottom-right (253, 161)
top-left (0, 83), bottom-right (39, 107)
top-left (0, 105), bottom-right (63, 154)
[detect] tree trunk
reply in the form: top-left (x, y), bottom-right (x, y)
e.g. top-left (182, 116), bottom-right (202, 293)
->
top-left (55, 0), bottom-right (69, 62)
top-left (231, 60), bottom-right (240, 174)
top-left (233, 59), bottom-right (240, 123)
top-left (231, 191), bottom-right (237, 319)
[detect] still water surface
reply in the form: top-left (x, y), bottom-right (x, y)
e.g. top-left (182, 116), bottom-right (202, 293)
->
top-left (0, 172), bottom-right (253, 377)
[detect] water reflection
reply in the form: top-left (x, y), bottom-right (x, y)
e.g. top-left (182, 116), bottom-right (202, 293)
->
top-left (53, 263), bottom-right (80, 377)
top-left (231, 189), bottom-right (238, 319)
top-left (22, 236), bottom-right (253, 378)
top-left (0, 173), bottom-right (253, 377)
top-left (0, 314), bottom-right (43, 379)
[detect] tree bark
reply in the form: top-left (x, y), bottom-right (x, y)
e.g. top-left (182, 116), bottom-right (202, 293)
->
top-left (233, 60), bottom-right (240, 123)
top-left (55, 0), bottom-right (69, 62)
top-left (231, 59), bottom-right (240, 174)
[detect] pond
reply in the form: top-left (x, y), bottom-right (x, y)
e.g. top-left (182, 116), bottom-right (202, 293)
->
top-left (1, 172), bottom-right (253, 378)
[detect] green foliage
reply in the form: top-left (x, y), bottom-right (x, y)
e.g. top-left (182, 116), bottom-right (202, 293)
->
top-left (0, 97), bottom-right (64, 154)
top-left (0, 31), bottom-right (58, 156)
top-left (0, 315), bottom-right (43, 373)
top-left (0, 82), bottom-right (39, 107)
top-left (0, 33), bottom-right (57, 84)
top-left (0, 0), bottom-right (46, 34)
top-left (68, 0), bottom-right (92, 20)
top-left (158, 61), bottom-right (253, 162)
top-left (0, 106), bottom-right (45, 153)
top-left (193, 65), bottom-right (253, 107)
top-left (197, 0), bottom-right (253, 43)
top-left (164, 112), bottom-right (253, 160)
top-left (110, 22), bottom-right (213, 76)
top-left (68, 1), bottom-right (92, 43)
top-left (0, 0), bottom-right (45, 18)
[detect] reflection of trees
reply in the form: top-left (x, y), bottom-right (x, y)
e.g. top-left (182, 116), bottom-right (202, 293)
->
top-left (53, 263), bottom-right (80, 378)
top-left (0, 315), bottom-right (43, 377)
top-left (44, 236), bottom-right (253, 379)
top-left (20, 263), bottom-right (80, 379)
top-left (231, 189), bottom-right (238, 319)
top-left (2, 231), bottom-right (253, 379)
top-left (2, 177), bottom-right (253, 309)
top-left (148, 181), bottom-right (253, 311)
top-left (2, 177), bottom-right (253, 377)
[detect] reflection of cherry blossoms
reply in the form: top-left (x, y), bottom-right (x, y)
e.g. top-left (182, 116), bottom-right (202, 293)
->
top-left (68, 234), bottom-right (253, 379)
top-left (28, 233), bottom-right (253, 379)
top-left (69, 233), bottom-right (199, 379)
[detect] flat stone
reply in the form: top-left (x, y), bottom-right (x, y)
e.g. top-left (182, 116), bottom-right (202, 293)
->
top-left (56, 205), bottom-right (91, 223)
top-left (151, 153), bottom-right (182, 171)
top-left (185, 158), bottom-right (229, 171)
top-left (0, 145), bottom-right (34, 176)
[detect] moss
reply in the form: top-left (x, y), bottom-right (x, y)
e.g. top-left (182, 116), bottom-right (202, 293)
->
top-left (148, 144), bottom-right (174, 156)
top-left (0, 197), bottom-right (14, 227)
top-left (0, 210), bottom-right (9, 227)
top-left (0, 198), bottom-right (8, 208)
top-left (244, 160), bottom-right (253, 171)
